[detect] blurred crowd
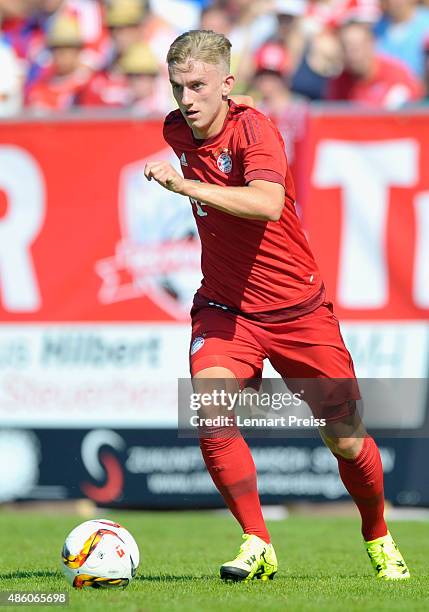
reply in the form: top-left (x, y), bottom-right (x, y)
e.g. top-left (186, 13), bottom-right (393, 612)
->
top-left (1, 0), bottom-right (429, 118)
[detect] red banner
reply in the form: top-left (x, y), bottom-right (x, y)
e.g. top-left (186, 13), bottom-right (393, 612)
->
top-left (0, 118), bottom-right (200, 322)
top-left (0, 112), bottom-right (429, 323)
top-left (302, 111), bottom-right (429, 320)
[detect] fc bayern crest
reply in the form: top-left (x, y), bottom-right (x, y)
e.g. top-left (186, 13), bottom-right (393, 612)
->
top-left (217, 150), bottom-right (233, 174)
top-left (190, 336), bottom-right (205, 355)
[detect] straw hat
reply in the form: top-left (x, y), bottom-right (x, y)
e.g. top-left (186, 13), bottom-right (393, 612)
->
top-left (119, 42), bottom-right (159, 75)
top-left (106, 0), bottom-right (145, 27)
top-left (47, 15), bottom-right (83, 48)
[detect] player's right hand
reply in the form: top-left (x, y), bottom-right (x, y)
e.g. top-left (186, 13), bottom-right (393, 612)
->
top-left (144, 161), bottom-right (185, 194)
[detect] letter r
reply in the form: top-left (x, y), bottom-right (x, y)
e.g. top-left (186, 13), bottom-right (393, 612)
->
top-left (0, 146), bottom-right (45, 311)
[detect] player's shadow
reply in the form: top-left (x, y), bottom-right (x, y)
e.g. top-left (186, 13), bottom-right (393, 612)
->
top-left (0, 570), bottom-right (62, 580)
top-left (290, 573), bottom-right (367, 580)
top-left (136, 574), bottom-right (214, 583)
top-left (0, 571), bottom-right (214, 583)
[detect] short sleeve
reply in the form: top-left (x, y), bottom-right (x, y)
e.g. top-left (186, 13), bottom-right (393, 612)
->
top-left (238, 110), bottom-right (287, 188)
top-left (163, 109), bottom-right (184, 147)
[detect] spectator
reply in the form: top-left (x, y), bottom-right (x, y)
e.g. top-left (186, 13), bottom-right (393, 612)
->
top-left (78, 68), bottom-right (129, 107)
top-left (0, 0), bottom-right (29, 21)
top-left (104, 0), bottom-right (146, 68)
top-left (424, 36), bottom-right (429, 99)
top-left (0, 39), bottom-right (23, 115)
top-left (137, 2), bottom-right (178, 68)
top-left (118, 40), bottom-right (171, 114)
top-left (105, 0), bottom-right (176, 70)
top-left (26, 14), bottom-right (90, 110)
top-left (37, 0), bottom-right (106, 70)
top-left (291, 27), bottom-right (342, 99)
top-left (34, 1), bottom-right (106, 71)
top-left (303, 0), bottom-right (334, 34)
top-left (80, 0), bottom-right (158, 108)
top-left (250, 41), bottom-right (307, 172)
top-left (374, 0), bottom-right (429, 78)
top-left (252, 41), bottom-right (296, 113)
top-left (326, 0), bottom-right (381, 28)
top-left (221, 0), bottom-right (277, 48)
top-left (326, 19), bottom-right (424, 107)
top-left (272, 0), bottom-right (308, 72)
top-left (148, 0), bottom-right (202, 32)
top-left (200, 4), bottom-right (232, 34)
top-left (217, 0), bottom-right (278, 91)
top-left (1, 2), bottom-right (47, 76)
top-left (200, 4), bottom-right (247, 84)
top-left (3, 0), bottom-right (106, 91)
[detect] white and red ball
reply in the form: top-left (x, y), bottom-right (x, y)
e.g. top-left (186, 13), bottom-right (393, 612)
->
top-left (61, 519), bottom-right (139, 589)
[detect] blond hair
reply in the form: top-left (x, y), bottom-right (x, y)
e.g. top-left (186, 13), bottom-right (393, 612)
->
top-left (167, 30), bottom-right (231, 73)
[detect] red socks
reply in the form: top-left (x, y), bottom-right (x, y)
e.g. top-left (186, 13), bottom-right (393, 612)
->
top-left (199, 430), bottom-right (270, 544)
top-left (336, 436), bottom-right (387, 541)
top-left (200, 430), bottom-right (385, 544)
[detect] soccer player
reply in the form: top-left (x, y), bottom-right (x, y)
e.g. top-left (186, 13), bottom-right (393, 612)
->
top-left (144, 30), bottom-right (410, 582)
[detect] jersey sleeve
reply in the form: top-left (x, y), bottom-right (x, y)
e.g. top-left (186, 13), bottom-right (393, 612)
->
top-left (163, 109), bottom-right (184, 149)
top-left (237, 110), bottom-right (287, 188)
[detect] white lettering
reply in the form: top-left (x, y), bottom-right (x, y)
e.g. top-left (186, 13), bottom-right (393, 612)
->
top-left (413, 191), bottom-right (429, 308)
top-left (0, 146), bottom-right (45, 311)
top-left (313, 140), bottom-right (417, 308)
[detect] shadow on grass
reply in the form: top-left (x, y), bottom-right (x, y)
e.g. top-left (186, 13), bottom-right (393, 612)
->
top-left (6, 571), bottom-right (375, 584)
top-left (135, 574), bottom-right (214, 583)
top-left (1, 570), bottom-right (370, 582)
top-left (284, 573), bottom-right (369, 580)
top-left (0, 571), bottom-right (215, 583)
top-left (0, 570), bottom-right (62, 580)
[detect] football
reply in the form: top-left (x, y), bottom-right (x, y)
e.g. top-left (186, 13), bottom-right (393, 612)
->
top-left (61, 519), bottom-right (139, 589)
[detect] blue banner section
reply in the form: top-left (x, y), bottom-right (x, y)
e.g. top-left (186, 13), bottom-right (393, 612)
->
top-left (2, 428), bottom-right (428, 507)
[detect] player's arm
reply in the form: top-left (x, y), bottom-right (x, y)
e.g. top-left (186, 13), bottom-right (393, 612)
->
top-left (182, 178), bottom-right (284, 221)
top-left (144, 162), bottom-right (284, 221)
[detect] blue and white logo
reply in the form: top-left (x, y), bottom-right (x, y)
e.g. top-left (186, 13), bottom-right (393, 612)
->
top-left (217, 152), bottom-right (232, 174)
top-left (190, 336), bottom-right (205, 355)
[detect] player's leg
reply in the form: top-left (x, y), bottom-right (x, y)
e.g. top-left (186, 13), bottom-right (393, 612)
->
top-left (189, 307), bottom-right (276, 580)
top-left (316, 406), bottom-right (386, 542)
top-left (193, 366), bottom-right (277, 581)
top-left (319, 408), bottom-right (410, 580)
top-left (263, 302), bottom-right (409, 579)
top-left (193, 366), bottom-right (269, 544)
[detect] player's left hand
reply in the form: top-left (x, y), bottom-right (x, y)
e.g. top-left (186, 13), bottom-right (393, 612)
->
top-left (144, 161), bottom-right (185, 194)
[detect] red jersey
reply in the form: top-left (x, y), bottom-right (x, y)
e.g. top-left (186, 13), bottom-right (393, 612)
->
top-left (26, 69), bottom-right (90, 111)
top-left (326, 54), bottom-right (423, 108)
top-left (79, 72), bottom-right (129, 107)
top-left (163, 101), bottom-right (322, 314)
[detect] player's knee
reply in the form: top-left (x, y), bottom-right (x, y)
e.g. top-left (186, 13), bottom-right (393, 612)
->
top-left (322, 434), bottom-right (364, 459)
top-left (192, 366), bottom-right (239, 418)
top-left (193, 366), bottom-right (237, 380)
top-left (192, 367), bottom-right (238, 394)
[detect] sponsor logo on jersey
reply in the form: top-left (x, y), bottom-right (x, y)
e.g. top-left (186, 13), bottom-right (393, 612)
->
top-left (216, 151), bottom-right (232, 174)
top-left (190, 336), bottom-right (205, 355)
top-left (180, 153), bottom-right (188, 166)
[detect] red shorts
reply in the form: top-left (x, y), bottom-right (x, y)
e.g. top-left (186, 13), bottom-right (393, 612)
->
top-left (190, 302), bottom-right (360, 422)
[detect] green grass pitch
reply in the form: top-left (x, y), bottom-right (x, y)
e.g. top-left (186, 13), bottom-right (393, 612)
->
top-left (0, 510), bottom-right (427, 611)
